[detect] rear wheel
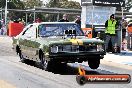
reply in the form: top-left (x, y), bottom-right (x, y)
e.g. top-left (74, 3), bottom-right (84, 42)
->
top-left (18, 49), bottom-right (26, 63)
top-left (88, 59), bottom-right (100, 69)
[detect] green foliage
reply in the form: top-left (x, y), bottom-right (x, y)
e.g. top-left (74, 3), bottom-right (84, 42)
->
top-left (45, 0), bottom-right (81, 21)
top-left (125, 0), bottom-right (132, 11)
top-left (23, 0), bottom-right (43, 9)
top-left (22, 0), bottom-right (44, 23)
top-left (0, 0), bottom-right (25, 23)
top-left (65, 1), bottom-right (81, 9)
top-left (0, 0), bottom-right (24, 9)
top-left (0, 0), bottom-right (5, 8)
top-left (46, 0), bottom-right (81, 9)
top-left (46, 0), bottom-right (62, 8)
top-left (0, 0), bottom-right (81, 22)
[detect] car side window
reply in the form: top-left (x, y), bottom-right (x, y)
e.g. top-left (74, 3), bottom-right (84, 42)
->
top-left (22, 25), bottom-right (33, 35)
top-left (23, 25), bottom-right (36, 38)
top-left (38, 24), bottom-right (46, 36)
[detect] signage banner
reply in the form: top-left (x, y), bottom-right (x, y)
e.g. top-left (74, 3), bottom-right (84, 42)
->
top-left (81, 0), bottom-right (92, 6)
top-left (84, 6), bottom-right (116, 25)
top-left (93, 0), bottom-right (125, 7)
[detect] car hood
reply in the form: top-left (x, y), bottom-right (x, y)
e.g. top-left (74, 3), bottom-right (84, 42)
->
top-left (39, 36), bottom-right (104, 46)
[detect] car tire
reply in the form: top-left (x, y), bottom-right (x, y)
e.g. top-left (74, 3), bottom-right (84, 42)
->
top-left (39, 53), bottom-right (50, 71)
top-left (88, 59), bottom-right (100, 69)
top-left (19, 49), bottom-right (26, 63)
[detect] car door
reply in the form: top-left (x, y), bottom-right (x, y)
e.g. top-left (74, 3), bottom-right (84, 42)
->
top-left (19, 24), bottom-right (38, 61)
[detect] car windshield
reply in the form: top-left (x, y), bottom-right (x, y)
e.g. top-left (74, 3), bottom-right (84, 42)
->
top-left (38, 24), bottom-right (84, 37)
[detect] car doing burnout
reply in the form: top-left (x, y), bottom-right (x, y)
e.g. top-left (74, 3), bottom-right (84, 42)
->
top-left (12, 22), bottom-right (106, 70)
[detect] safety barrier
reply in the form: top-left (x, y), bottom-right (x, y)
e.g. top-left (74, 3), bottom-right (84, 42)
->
top-left (8, 22), bottom-right (24, 37)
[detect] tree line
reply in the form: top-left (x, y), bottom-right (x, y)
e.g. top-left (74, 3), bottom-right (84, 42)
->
top-left (0, 0), bottom-right (81, 22)
top-left (0, 0), bottom-right (131, 23)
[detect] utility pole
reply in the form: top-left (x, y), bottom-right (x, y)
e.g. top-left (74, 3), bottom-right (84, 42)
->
top-left (5, 0), bottom-right (7, 26)
top-left (120, 7), bottom-right (124, 51)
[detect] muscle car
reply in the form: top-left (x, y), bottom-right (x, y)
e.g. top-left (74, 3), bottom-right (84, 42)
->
top-left (12, 22), bottom-right (106, 70)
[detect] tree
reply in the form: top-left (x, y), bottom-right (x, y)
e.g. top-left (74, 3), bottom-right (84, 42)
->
top-left (0, 0), bottom-right (24, 9)
top-left (23, 0), bottom-right (43, 9)
top-left (46, 0), bottom-right (81, 21)
top-left (0, 0), bottom-right (25, 22)
top-left (46, 0), bottom-right (61, 7)
top-left (46, 0), bottom-right (81, 9)
top-left (21, 0), bottom-right (44, 23)
top-left (0, 0), bottom-right (5, 8)
top-left (60, 1), bottom-right (81, 9)
top-left (125, 0), bottom-right (132, 11)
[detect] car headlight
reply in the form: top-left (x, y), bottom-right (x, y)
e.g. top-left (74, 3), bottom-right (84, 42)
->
top-left (97, 45), bottom-right (104, 51)
top-left (51, 45), bottom-right (58, 53)
top-left (50, 45), bottom-right (64, 53)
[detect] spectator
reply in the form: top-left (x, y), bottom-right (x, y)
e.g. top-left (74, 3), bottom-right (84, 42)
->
top-left (121, 18), bottom-right (128, 42)
top-left (59, 14), bottom-right (69, 22)
top-left (105, 14), bottom-right (118, 52)
top-left (0, 19), bottom-right (2, 29)
top-left (75, 15), bottom-right (81, 29)
top-left (75, 15), bottom-right (81, 25)
top-left (35, 17), bottom-right (42, 23)
top-left (0, 19), bottom-right (5, 35)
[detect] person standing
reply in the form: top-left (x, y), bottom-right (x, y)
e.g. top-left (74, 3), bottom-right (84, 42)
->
top-left (121, 18), bottom-right (128, 50)
top-left (0, 20), bottom-right (2, 35)
top-left (75, 15), bottom-right (81, 25)
top-left (59, 14), bottom-right (69, 22)
top-left (0, 19), bottom-right (5, 35)
top-left (35, 17), bottom-right (42, 23)
top-left (75, 15), bottom-right (81, 30)
top-left (105, 14), bottom-right (118, 52)
top-left (121, 18), bottom-right (128, 41)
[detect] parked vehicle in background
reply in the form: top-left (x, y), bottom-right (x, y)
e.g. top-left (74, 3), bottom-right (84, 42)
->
top-left (12, 22), bottom-right (106, 70)
top-left (127, 22), bottom-right (132, 33)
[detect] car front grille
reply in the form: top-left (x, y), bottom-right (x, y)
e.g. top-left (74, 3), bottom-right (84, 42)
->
top-left (60, 45), bottom-right (97, 52)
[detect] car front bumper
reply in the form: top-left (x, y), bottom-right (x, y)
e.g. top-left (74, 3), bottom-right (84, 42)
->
top-left (49, 51), bottom-right (106, 62)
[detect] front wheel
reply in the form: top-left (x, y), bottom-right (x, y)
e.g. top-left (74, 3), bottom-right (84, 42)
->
top-left (88, 59), bottom-right (100, 69)
top-left (39, 53), bottom-right (51, 71)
